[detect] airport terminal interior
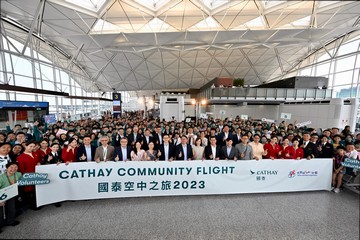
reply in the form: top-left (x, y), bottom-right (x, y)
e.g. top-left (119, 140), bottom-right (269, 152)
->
top-left (0, 0), bottom-right (360, 239)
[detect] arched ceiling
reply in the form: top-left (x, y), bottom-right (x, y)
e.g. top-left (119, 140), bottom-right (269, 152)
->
top-left (1, 0), bottom-right (360, 92)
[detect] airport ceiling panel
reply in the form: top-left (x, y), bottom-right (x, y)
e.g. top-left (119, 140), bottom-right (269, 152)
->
top-left (1, 0), bottom-right (360, 92)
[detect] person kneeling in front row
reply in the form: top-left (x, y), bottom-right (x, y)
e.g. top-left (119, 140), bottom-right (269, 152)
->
top-left (0, 162), bottom-right (22, 233)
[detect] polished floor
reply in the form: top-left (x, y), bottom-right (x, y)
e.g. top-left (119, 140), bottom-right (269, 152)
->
top-left (1, 190), bottom-right (359, 239)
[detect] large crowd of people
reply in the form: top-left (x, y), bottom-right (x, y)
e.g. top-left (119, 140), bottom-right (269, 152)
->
top-left (0, 112), bottom-right (359, 233)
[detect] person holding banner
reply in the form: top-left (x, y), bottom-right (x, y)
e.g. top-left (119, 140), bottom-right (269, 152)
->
top-left (192, 138), bottom-right (205, 160)
top-left (204, 136), bottom-right (221, 160)
top-left (94, 136), bottom-right (114, 162)
top-left (221, 138), bottom-right (238, 161)
top-left (176, 135), bottom-right (193, 161)
top-left (130, 142), bottom-right (146, 161)
top-left (235, 134), bottom-right (253, 160)
top-left (17, 141), bottom-right (40, 211)
top-left (0, 162), bottom-right (22, 232)
top-left (61, 138), bottom-right (78, 164)
top-left (332, 146), bottom-right (346, 193)
top-left (157, 134), bottom-right (175, 161)
top-left (263, 135), bottom-right (281, 160)
top-left (43, 143), bottom-right (63, 165)
top-left (300, 132), bottom-right (318, 160)
top-left (249, 134), bottom-right (264, 160)
top-left (145, 142), bottom-right (158, 161)
top-left (76, 136), bottom-right (96, 162)
top-left (292, 139), bottom-right (304, 160)
top-left (113, 137), bottom-right (131, 161)
top-left (36, 139), bottom-right (51, 164)
top-left (278, 138), bottom-right (296, 159)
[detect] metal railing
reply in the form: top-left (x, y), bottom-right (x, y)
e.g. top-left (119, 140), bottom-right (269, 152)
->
top-left (198, 87), bottom-right (333, 100)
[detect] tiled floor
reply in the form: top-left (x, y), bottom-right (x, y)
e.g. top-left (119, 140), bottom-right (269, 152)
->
top-left (2, 190), bottom-right (359, 239)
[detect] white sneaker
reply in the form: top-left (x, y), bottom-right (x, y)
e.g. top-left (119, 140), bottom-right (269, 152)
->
top-left (331, 186), bottom-right (335, 191)
top-left (334, 188), bottom-right (340, 193)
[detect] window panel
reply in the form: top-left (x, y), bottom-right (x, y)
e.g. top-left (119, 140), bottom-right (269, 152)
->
top-left (60, 71), bottom-right (69, 85)
top-left (42, 80), bottom-right (55, 91)
top-left (0, 91), bottom-right (7, 100)
top-left (333, 71), bottom-right (354, 86)
top-left (4, 53), bottom-right (13, 72)
top-left (315, 62), bottom-right (330, 76)
top-left (12, 55), bottom-right (33, 77)
top-left (338, 41), bottom-right (359, 56)
top-left (40, 63), bottom-right (54, 82)
top-left (356, 55), bottom-right (360, 68)
top-left (14, 75), bottom-right (34, 88)
top-left (43, 95), bottom-right (56, 105)
top-left (16, 93), bottom-right (35, 101)
top-left (335, 56), bottom-right (356, 72)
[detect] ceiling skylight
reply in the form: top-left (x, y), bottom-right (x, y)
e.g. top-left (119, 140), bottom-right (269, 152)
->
top-left (241, 16), bottom-right (266, 29)
top-left (202, 0), bottom-right (230, 10)
top-left (91, 19), bottom-right (123, 34)
top-left (65, 0), bottom-right (107, 12)
top-left (134, 0), bottom-right (171, 11)
top-left (281, 15), bottom-right (311, 28)
top-left (189, 16), bottom-right (221, 31)
top-left (139, 18), bottom-right (176, 32)
top-left (261, 0), bottom-right (286, 9)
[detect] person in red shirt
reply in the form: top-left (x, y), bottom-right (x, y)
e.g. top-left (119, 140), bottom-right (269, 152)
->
top-left (17, 140), bottom-right (40, 210)
top-left (263, 135), bottom-right (281, 160)
top-left (62, 137), bottom-right (78, 164)
top-left (36, 139), bottom-right (51, 164)
top-left (292, 138), bottom-right (304, 159)
top-left (279, 138), bottom-right (296, 159)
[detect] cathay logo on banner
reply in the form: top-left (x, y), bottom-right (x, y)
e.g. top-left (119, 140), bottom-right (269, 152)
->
top-left (250, 169), bottom-right (278, 181)
top-left (250, 170), bottom-right (278, 175)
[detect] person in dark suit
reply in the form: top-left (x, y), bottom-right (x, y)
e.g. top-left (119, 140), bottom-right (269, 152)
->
top-left (141, 128), bottom-right (153, 151)
top-left (204, 136), bottom-right (221, 160)
top-left (158, 134), bottom-right (175, 161)
top-left (299, 132), bottom-right (318, 159)
top-left (175, 135), bottom-right (193, 160)
top-left (127, 125), bottom-right (143, 149)
top-left (43, 143), bottom-right (63, 165)
top-left (221, 138), bottom-right (239, 160)
top-left (217, 125), bottom-right (233, 147)
top-left (113, 137), bottom-right (132, 161)
top-left (76, 135), bottom-right (96, 162)
top-left (153, 126), bottom-right (163, 150)
top-left (317, 135), bottom-right (334, 158)
top-left (232, 128), bottom-right (242, 146)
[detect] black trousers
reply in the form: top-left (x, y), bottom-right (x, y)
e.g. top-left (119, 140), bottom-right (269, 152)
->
top-left (0, 197), bottom-right (16, 227)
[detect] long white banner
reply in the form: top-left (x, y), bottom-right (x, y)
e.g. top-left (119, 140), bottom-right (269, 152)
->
top-left (35, 159), bottom-right (332, 207)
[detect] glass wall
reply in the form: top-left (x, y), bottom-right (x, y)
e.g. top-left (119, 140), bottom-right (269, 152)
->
top-left (0, 35), bottom-right (133, 120)
top-left (297, 32), bottom-right (360, 99)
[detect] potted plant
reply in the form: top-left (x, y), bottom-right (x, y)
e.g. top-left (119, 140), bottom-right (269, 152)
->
top-left (233, 78), bottom-right (245, 87)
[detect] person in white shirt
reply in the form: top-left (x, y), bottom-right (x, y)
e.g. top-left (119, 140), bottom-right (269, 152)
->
top-left (0, 142), bottom-right (12, 174)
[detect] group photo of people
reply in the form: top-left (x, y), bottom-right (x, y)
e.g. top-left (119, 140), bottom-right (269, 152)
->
top-left (0, 112), bottom-right (359, 233)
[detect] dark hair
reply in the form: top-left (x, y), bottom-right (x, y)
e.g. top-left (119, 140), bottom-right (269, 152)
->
top-left (68, 137), bottom-right (78, 144)
top-left (6, 161), bottom-right (19, 169)
top-left (50, 142), bottom-right (60, 147)
top-left (24, 140), bottom-right (36, 146)
top-left (0, 142), bottom-right (12, 148)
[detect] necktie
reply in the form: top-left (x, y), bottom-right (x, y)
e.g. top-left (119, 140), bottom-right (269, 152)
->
top-left (122, 148), bottom-right (126, 160)
top-left (103, 148), bottom-right (107, 160)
